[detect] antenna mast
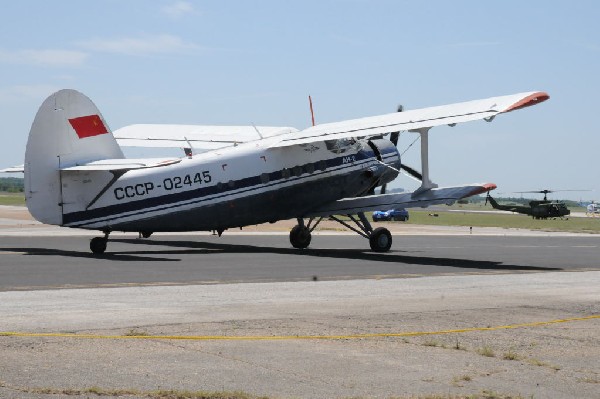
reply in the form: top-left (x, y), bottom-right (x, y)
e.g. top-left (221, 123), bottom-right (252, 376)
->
top-left (308, 95), bottom-right (315, 126)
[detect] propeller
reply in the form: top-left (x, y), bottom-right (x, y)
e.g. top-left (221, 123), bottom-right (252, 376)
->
top-left (380, 104), bottom-right (424, 194)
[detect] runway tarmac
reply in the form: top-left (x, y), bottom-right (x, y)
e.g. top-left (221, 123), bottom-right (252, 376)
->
top-left (0, 234), bottom-right (599, 291)
top-left (0, 208), bottom-right (599, 398)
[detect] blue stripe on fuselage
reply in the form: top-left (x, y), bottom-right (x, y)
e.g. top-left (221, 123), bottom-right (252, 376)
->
top-left (62, 149), bottom-right (384, 228)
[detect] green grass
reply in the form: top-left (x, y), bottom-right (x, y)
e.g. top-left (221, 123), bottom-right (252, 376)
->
top-left (0, 193), bottom-right (25, 206)
top-left (502, 350), bottom-right (522, 361)
top-left (405, 209), bottom-right (600, 233)
top-left (476, 346), bottom-right (496, 357)
top-left (423, 339), bottom-right (444, 347)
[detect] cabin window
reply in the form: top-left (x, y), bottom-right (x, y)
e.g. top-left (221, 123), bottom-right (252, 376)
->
top-left (325, 138), bottom-right (358, 154)
top-left (305, 163), bottom-right (315, 174)
top-left (282, 168), bottom-right (291, 179)
top-left (260, 173), bottom-right (270, 183)
top-left (293, 166), bottom-right (303, 177)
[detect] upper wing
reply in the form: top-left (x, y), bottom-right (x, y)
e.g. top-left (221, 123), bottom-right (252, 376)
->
top-left (113, 124), bottom-right (299, 149)
top-left (305, 183), bottom-right (496, 217)
top-left (271, 91), bottom-right (549, 148)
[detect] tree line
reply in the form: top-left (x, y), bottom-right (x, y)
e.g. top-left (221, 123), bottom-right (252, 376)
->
top-left (0, 177), bottom-right (24, 192)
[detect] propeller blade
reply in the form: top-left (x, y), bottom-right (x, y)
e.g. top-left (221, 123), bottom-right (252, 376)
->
top-left (389, 131), bottom-right (399, 147)
top-left (388, 104), bottom-right (403, 147)
top-left (381, 104), bottom-right (404, 195)
top-left (381, 163), bottom-right (422, 193)
top-left (400, 164), bottom-right (423, 181)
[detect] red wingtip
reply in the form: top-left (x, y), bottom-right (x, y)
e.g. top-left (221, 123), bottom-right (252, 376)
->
top-left (482, 183), bottom-right (497, 191)
top-left (504, 92), bottom-right (550, 113)
top-left (468, 183), bottom-right (497, 196)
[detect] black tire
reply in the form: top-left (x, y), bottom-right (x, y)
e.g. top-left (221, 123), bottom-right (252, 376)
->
top-left (90, 237), bottom-right (107, 254)
top-left (289, 225), bottom-right (311, 249)
top-left (369, 227), bottom-right (392, 252)
top-left (140, 231), bottom-right (153, 238)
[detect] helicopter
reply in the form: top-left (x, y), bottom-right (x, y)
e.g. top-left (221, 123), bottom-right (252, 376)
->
top-left (485, 190), bottom-right (574, 219)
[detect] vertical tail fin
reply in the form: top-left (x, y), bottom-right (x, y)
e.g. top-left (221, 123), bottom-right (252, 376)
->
top-left (24, 89), bottom-right (124, 225)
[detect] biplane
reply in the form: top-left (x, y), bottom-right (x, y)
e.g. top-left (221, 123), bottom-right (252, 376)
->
top-left (2, 89), bottom-right (548, 253)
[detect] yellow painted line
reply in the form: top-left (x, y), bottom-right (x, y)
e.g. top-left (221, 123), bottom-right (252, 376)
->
top-left (1, 315), bottom-right (598, 341)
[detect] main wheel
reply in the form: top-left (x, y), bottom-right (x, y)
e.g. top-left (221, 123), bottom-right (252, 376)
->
top-left (369, 227), bottom-right (392, 252)
top-left (289, 225), bottom-right (312, 249)
top-left (90, 237), bottom-right (107, 254)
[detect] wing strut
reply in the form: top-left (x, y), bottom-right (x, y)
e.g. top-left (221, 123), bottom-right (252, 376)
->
top-left (411, 127), bottom-right (438, 196)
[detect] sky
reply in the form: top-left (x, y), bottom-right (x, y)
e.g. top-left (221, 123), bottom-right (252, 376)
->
top-left (1, 0), bottom-right (598, 201)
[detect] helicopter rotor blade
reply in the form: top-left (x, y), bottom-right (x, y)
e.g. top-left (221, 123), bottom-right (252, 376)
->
top-left (516, 189), bottom-right (589, 194)
top-left (515, 189), bottom-right (591, 202)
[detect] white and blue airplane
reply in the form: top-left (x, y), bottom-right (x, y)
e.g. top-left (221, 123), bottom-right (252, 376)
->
top-left (2, 89), bottom-right (548, 253)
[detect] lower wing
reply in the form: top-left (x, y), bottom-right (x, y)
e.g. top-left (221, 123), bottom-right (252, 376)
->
top-left (306, 183), bottom-right (496, 217)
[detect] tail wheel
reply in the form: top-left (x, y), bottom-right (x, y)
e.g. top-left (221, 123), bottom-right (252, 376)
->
top-left (369, 227), bottom-right (392, 252)
top-left (290, 225), bottom-right (312, 249)
top-left (90, 237), bottom-right (107, 254)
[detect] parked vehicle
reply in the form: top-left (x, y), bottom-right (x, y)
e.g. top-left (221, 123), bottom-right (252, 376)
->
top-left (372, 209), bottom-right (409, 222)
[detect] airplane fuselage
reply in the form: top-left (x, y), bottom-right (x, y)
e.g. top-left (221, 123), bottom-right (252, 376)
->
top-left (59, 138), bottom-right (400, 232)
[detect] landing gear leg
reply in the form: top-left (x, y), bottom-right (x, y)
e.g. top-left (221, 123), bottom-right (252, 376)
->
top-left (329, 212), bottom-right (393, 253)
top-left (90, 231), bottom-right (110, 254)
top-left (290, 217), bottom-right (323, 249)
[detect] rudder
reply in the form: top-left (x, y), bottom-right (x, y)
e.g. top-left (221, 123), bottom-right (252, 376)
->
top-left (24, 89), bottom-right (124, 225)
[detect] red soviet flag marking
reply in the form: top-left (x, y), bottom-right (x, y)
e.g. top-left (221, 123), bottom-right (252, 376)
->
top-left (68, 115), bottom-right (109, 139)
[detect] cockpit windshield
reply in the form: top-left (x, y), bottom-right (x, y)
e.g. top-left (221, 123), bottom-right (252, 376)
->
top-left (324, 138), bottom-right (361, 154)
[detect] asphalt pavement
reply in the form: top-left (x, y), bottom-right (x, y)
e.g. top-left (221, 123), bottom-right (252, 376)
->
top-left (0, 208), bottom-right (599, 398)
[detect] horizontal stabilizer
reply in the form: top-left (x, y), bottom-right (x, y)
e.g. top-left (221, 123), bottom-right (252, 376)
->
top-left (60, 157), bottom-right (181, 172)
top-left (306, 183), bottom-right (496, 217)
top-left (0, 164), bottom-right (24, 173)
